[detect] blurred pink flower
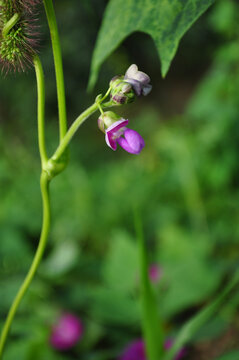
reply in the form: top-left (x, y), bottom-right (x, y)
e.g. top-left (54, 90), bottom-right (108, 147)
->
top-left (148, 264), bottom-right (162, 284)
top-left (119, 339), bottom-right (146, 360)
top-left (50, 313), bottom-right (83, 351)
top-left (119, 338), bottom-right (186, 360)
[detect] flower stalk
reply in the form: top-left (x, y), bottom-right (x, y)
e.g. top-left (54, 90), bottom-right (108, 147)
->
top-left (43, 0), bottom-right (67, 141)
top-left (0, 172), bottom-right (51, 359)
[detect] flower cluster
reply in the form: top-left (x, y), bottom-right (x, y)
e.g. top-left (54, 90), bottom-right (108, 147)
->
top-left (109, 64), bottom-right (152, 105)
top-left (0, 0), bottom-right (39, 72)
top-left (98, 65), bottom-right (152, 154)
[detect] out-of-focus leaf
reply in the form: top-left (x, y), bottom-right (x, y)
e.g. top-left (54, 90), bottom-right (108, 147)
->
top-left (88, 0), bottom-right (215, 89)
top-left (158, 226), bottom-right (221, 317)
top-left (3, 341), bottom-right (30, 360)
top-left (215, 350), bottom-right (239, 360)
top-left (40, 240), bottom-right (80, 278)
top-left (162, 270), bottom-right (239, 360)
top-left (102, 230), bottom-right (138, 293)
top-left (89, 287), bottom-right (140, 325)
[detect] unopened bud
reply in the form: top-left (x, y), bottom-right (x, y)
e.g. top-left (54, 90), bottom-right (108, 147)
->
top-left (98, 111), bottom-right (121, 133)
top-left (109, 76), bottom-right (135, 105)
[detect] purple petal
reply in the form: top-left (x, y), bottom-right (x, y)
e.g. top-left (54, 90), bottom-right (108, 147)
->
top-left (105, 119), bottom-right (129, 150)
top-left (125, 64), bottom-right (151, 86)
top-left (50, 314), bottom-right (83, 351)
top-left (142, 84), bottom-right (152, 96)
top-left (125, 64), bottom-right (138, 79)
top-left (130, 68), bottom-right (150, 84)
top-left (124, 78), bottom-right (142, 96)
top-left (149, 264), bottom-right (162, 283)
top-left (119, 339), bottom-right (146, 360)
top-left (117, 129), bottom-right (145, 154)
top-left (112, 94), bottom-right (127, 104)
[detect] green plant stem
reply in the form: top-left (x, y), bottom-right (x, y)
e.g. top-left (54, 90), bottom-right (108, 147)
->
top-left (51, 102), bottom-right (98, 161)
top-left (2, 13), bottom-right (20, 38)
top-left (43, 0), bottom-right (67, 140)
top-left (34, 55), bottom-right (48, 166)
top-left (135, 210), bottom-right (164, 360)
top-left (0, 172), bottom-right (51, 359)
top-left (0, 54), bottom-right (50, 359)
top-left (51, 99), bottom-right (113, 162)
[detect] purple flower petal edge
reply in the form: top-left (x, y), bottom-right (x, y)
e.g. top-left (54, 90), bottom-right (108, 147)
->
top-left (117, 129), bottom-right (145, 154)
top-left (105, 119), bottom-right (129, 150)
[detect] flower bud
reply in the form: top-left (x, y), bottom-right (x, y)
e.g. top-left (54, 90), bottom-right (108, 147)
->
top-left (124, 64), bottom-right (152, 96)
top-left (97, 111), bottom-right (121, 132)
top-left (110, 76), bottom-right (135, 105)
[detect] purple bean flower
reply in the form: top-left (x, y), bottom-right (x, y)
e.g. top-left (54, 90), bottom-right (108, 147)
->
top-left (119, 338), bottom-right (186, 360)
top-left (149, 264), bottom-right (162, 284)
top-left (105, 120), bottom-right (145, 154)
top-left (98, 112), bottom-right (145, 154)
top-left (50, 313), bottom-right (83, 351)
top-left (124, 64), bottom-right (152, 97)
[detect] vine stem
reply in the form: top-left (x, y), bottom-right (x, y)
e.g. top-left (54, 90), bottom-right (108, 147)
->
top-left (34, 55), bottom-right (48, 165)
top-left (51, 97), bottom-right (113, 162)
top-left (0, 55), bottom-right (50, 358)
top-left (0, 172), bottom-right (51, 359)
top-left (52, 102), bottom-right (98, 161)
top-left (43, 0), bottom-right (67, 140)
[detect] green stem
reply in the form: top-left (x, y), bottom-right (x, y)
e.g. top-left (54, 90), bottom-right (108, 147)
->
top-left (34, 55), bottom-right (48, 166)
top-left (0, 172), bottom-right (51, 359)
top-left (135, 210), bottom-right (164, 360)
top-left (51, 91), bottom-right (113, 163)
top-left (2, 13), bottom-right (20, 38)
top-left (51, 102), bottom-right (98, 161)
top-left (43, 0), bottom-right (67, 140)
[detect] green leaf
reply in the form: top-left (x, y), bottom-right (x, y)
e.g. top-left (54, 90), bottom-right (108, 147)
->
top-left (158, 226), bottom-right (221, 317)
top-left (102, 230), bottom-right (139, 293)
top-left (88, 0), bottom-right (215, 89)
top-left (89, 287), bottom-right (140, 325)
top-left (135, 210), bottom-right (163, 360)
top-left (162, 270), bottom-right (239, 360)
top-left (40, 240), bottom-right (80, 278)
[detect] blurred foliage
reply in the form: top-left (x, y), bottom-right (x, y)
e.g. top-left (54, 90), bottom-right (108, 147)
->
top-left (0, 0), bottom-right (239, 359)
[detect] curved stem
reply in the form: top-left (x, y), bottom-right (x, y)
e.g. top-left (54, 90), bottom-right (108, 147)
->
top-left (2, 13), bottom-right (20, 38)
top-left (34, 55), bottom-right (48, 165)
top-left (0, 172), bottom-right (51, 359)
top-left (52, 102), bottom-right (98, 161)
top-left (51, 90), bottom-right (113, 162)
top-left (43, 0), bottom-right (67, 140)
